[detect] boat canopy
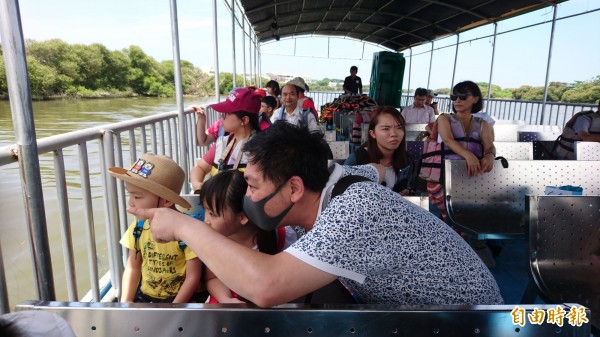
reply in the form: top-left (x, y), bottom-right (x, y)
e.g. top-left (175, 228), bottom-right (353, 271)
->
top-left (239, 0), bottom-right (568, 51)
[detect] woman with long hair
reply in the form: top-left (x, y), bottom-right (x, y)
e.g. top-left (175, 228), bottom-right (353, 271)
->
top-left (344, 105), bottom-right (415, 195)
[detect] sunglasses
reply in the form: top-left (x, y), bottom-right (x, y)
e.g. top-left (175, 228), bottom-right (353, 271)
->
top-left (450, 93), bottom-right (471, 101)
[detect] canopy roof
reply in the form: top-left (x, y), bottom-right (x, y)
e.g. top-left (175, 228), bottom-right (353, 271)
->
top-left (239, 0), bottom-right (567, 51)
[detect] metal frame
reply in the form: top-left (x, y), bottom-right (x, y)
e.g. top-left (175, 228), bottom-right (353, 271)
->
top-left (17, 301), bottom-right (592, 337)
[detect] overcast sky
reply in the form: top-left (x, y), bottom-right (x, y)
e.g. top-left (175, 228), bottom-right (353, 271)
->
top-left (4, 0), bottom-right (600, 91)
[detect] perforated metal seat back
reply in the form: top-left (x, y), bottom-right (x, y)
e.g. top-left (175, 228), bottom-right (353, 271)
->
top-left (494, 142), bottom-right (533, 160)
top-left (575, 142), bottom-right (600, 160)
top-left (444, 160), bottom-right (600, 238)
top-left (527, 195), bottom-right (600, 329)
top-left (495, 125), bottom-right (562, 142)
top-left (406, 141), bottom-right (424, 160)
top-left (518, 131), bottom-right (562, 141)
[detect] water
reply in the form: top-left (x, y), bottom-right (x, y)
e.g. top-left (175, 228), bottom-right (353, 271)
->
top-left (0, 96), bottom-right (213, 309)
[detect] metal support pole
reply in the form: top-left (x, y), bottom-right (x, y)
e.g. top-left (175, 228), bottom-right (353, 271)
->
top-left (248, 23), bottom-right (253, 85)
top-left (487, 22), bottom-right (498, 101)
top-left (100, 132), bottom-right (124, 299)
top-left (540, 4), bottom-right (557, 125)
top-left (231, 0), bottom-right (237, 88)
top-left (255, 38), bottom-right (258, 85)
top-left (212, 0), bottom-right (221, 101)
top-left (405, 48), bottom-right (412, 106)
top-left (0, 0), bottom-right (55, 301)
top-left (0, 240), bottom-right (8, 314)
top-left (169, 0), bottom-right (189, 190)
top-left (242, 19), bottom-right (247, 86)
top-left (451, 34), bottom-right (460, 90)
top-left (427, 41), bottom-right (434, 89)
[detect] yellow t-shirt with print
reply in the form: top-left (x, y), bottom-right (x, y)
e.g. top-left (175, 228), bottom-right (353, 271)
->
top-left (119, 219), bottom-right (197, 299)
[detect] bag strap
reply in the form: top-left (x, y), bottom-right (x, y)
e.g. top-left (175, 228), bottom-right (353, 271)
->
top-left (331, 175), bottom-right (371, 199)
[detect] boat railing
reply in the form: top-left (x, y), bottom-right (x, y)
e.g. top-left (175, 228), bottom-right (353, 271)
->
top-left (0, 105), bottom-right (220, 312)
top-left (402, 95), bottom-right (595, 126)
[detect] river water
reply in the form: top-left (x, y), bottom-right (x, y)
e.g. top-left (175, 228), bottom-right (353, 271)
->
top-left (0, 96), bottom-right (213, 309)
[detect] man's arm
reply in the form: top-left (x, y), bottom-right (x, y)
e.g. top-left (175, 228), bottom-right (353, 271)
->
top-left (130, 208), bottom-right (337, 307)
top-left (358, 77), bottom-right (363, 95)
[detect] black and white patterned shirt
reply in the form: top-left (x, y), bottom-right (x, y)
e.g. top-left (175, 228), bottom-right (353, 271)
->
top-left (286, 164), bottom-right (503, 305)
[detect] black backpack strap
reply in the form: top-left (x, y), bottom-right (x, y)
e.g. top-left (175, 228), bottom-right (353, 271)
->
top-left (331, 175), bottom-right (371, 199)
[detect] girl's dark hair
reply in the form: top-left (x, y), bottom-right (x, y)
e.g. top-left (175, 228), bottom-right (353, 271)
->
top-left (451, 80), bottom-right (483, 114)
top-left (265, 80), bottom-right (281, 96)
top-left (198, 170), bottom-right (277, 254)
top-left (364, 105), bottom-right (409, 172)
top-left (233, 111), bottom-right (260, 132)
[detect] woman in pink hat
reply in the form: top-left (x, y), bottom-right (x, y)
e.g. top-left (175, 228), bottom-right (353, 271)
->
top-left (190, 88), bottom-right (263, 192)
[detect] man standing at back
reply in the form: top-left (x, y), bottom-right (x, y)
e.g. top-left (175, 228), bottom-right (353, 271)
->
top-left (401, 87), bottom-right (436, 124)
top-left (343, 66), bottom-right (363, 95)
top-left (271, 83), bottom-right (321, 133)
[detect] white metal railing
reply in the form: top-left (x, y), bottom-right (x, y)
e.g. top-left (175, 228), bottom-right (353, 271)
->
top-left (401, 95), bottom-right (595, 126)
top-left (0, 106), bottom-right (220, 311)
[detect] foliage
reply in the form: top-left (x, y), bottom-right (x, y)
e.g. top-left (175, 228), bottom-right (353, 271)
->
top-left (1, 39), bottom-right (599, 103)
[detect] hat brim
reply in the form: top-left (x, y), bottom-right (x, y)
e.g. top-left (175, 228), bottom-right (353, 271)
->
top-left (108, 167), bottom-right (192, 209)
top-left (210, 101), bottom-right (238, 113)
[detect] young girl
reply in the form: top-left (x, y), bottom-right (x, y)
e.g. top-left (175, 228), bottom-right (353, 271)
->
top-left (198, 169), bottom-right (292, 303)
top-left (344, 105), bottom-right (415, 195)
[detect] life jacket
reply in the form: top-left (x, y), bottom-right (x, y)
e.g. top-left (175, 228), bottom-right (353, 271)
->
top-left (209, 134), bottom-right (250, 177)
top-left (553, 110), bottom-right (600, 158)
top-left (277, 105), bottom-right (313, 129)
top-left (442, 114), bottom-right (484, 159)
top-left (133, 219), bottom-right (186, 251)
top-left (298, 96), bottom-right (318, 119)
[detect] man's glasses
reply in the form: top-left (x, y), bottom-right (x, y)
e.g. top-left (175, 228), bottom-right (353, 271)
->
top-left (450, 93), bottom-right (471, 101)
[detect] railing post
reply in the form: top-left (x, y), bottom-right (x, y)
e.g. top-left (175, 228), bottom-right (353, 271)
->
top-left (487, 22), bottom-right (498, 100)
top-left (231, 0), bottom-right (237, 88)
top-left (540, 4), bottom-right (558, 125)
top-left (0, 0), bottom-right (55, 302)
top-left (0, 239), bottom-right (8, 314)
top-left (169, 0), bottom-right (189, 188)
top-left (101, 131), bottom-right (124, 299)
top-left (212, 0), bottom-right (221, 101)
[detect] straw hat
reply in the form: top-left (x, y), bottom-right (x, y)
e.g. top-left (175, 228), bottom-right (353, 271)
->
top-left (108, 153), bottom-right (191, 209)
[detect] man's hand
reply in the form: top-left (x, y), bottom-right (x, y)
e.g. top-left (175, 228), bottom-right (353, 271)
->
top-left (128, 207), bottom-right (186, 243)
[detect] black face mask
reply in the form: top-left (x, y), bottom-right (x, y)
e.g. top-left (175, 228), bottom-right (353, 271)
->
top-left (243, 180), bottom-right (294, 231)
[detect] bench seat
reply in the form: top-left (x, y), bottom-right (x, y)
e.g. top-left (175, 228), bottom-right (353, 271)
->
top-left (527, 195), bottom-right (600, 330)
top-left (444, 160), bottom-right (600, 240)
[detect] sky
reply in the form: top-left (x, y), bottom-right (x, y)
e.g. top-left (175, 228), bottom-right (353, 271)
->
top-left (3, 0), bottom-right (600, 91)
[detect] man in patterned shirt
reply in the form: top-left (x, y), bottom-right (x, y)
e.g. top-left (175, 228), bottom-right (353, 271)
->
top-left (134, 122), bottom-right (503, 307)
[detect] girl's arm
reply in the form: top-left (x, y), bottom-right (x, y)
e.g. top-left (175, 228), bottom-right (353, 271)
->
top-left (190, 159), bottom-right (213, 192)
top-left (479, 121), bottom-right (496, 173)
top-left (437, 114), bottom-right (481, 176)
top-left (206, 267), bottom-right (245, 303)
top-left (173, 257), bottom-right (202, 303)
top-left (120, 250), bottom-right (142, 302)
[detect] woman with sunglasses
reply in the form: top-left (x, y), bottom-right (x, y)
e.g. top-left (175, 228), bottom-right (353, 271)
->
top-left (425, 81), bottom-right (496, 219)
top-left (344, 105), bottom-right (416, 195)
top-left (428, 81), bottom-right (497, 267)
